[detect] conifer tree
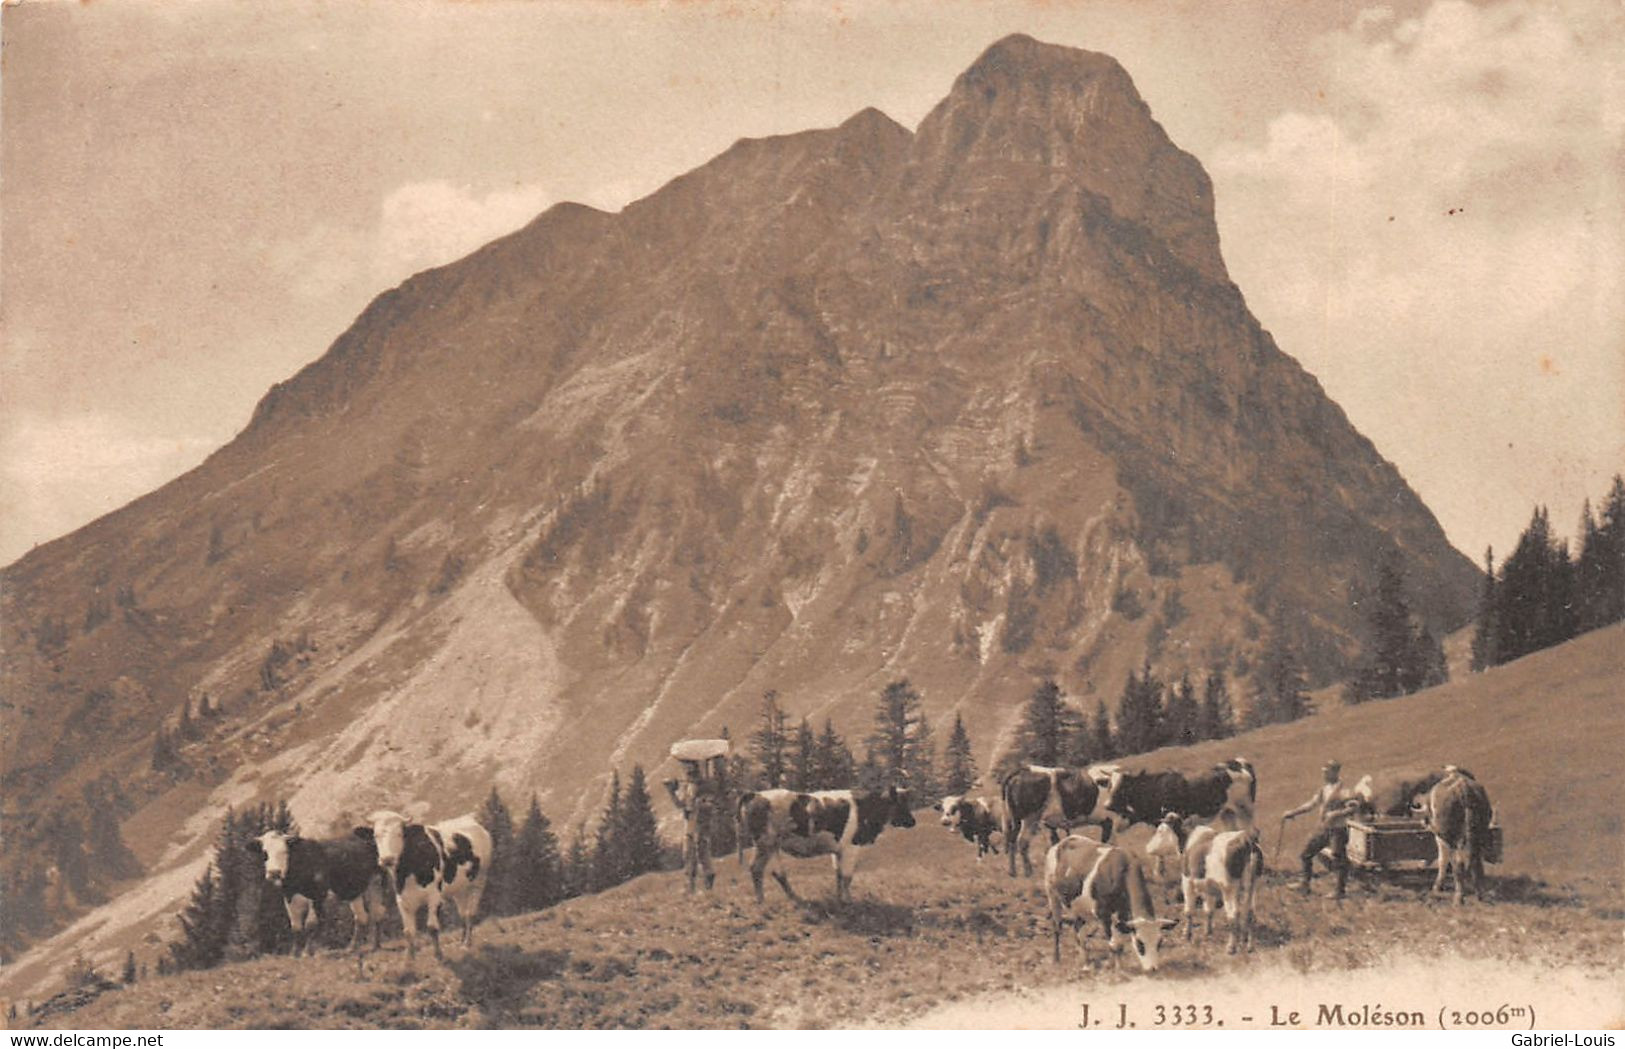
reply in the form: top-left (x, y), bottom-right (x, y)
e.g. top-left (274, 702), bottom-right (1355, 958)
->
top-left (177, 697), bottom-right (198, 741)
top-left (909, 714), bottom-right (941, 803)
top-left (121, 950), bottom-right (137, 985)
top-left (619, 766), bottom-right (662, 879)
top-left (789, 717), bottom-right (816, 791)
top-left (1470, 547), bottom-right (1499, 671)
top-left (1090, 699), bottom-right (1115, 761)
top-left (942, 713), bottom-right (978, 795)
top-left (1114, 662), bottom-right (1164, 756)
top-left (750, 690), bottom-right (790, 788)
top-left (151, 728), bottom-right (179, 774)
top-left (1015, 679), bottom-right (1081, 767)
top-left (1351, 555), bottom-right (1417, 700)
top-left (1496, 506), bottom-right (1560, 662)
top-left (1164, 673), bottom-right (1200, 747)
top-left (1198, 667), bottom-right (1235, 741)
top-left (1250, 634), bottom-right (1310, 727)
top-left (1597, 475), bottom-right (1625, 627)
top-left (83, 793), bottom-right (141, 882)
top-left (866, 679), bottom-right (925, 786)
top-left (513, 794), bottom-right (563, 911)
top-left (812, 718), bottom-right (855, 790)
top-left (478, 787), bottom-right (517, 916)
top-left (590, 772), bottom-right (624, 892)
top-left (563, 825), bottom-right (590, 900)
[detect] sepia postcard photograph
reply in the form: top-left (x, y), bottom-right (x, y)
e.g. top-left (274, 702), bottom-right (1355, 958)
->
top-left (2, 0), bottom-right (1621, 1032)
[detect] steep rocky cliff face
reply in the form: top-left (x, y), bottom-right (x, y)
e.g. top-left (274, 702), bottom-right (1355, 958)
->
top-left (1, 35), bottom-right (1477, 976)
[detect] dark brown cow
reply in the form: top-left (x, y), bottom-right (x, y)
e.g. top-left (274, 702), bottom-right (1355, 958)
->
top-left (1001, 765), bottom-right (1115, 878)
top-left (736, 786), bottom-right (915, 902)
top-left (245, 831), bottom-right (388, 955)
top-left (1103, 758), bottom-right (1257, 830)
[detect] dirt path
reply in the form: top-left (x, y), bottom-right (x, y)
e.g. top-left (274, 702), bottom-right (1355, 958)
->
top-left (901, 954), bottom-right (1624, 1030)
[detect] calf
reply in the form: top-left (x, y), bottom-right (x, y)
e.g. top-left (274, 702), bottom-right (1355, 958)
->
top-left (1104, 758), bottom-right (1257, 831)
top-left (1043, 835), bottom-right (1177, 971)
top-left (1416, 767), bottom-right (1493, 904)
top-left (357, 811), bottom-right (492, 959)
top-left (1001, 765), bottom-right (1114, 878)
top-left (246, 831), bottom-right (389, 955)
top-left (1180, 824), bottom-right (1263, 954)
top-left (736, 786), bottom-right (915, 903)
top-left (936, 794), bottom-right (1000, 861)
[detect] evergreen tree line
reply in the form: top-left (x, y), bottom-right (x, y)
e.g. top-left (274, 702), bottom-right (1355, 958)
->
top-left (741, 679), bottom-right (982, 804)
top-left (554, 765), bottom-right (673, 900)
top-left (999, 665), bottom-right (1245, 778)
top-left (1472, 476), bottom-right (1625, 670)
top-left (1344, 554), bottom-right (1447, 703)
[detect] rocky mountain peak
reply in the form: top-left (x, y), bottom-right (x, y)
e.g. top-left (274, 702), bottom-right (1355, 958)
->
top-left (910, 34), bottom-right (1227, 284)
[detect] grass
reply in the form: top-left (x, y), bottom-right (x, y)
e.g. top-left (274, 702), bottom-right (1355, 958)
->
top-left (19, 625), bottom-right (1624, 1029)
top-left (21, 827), bottom-right (1621, 1030)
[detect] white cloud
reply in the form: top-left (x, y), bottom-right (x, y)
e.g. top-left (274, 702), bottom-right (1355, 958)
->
top-left (0, 413), bottom-right (220, 563)
top-left (265, 180), bottom-right (554, 304)
top-left (1210, 0), bottom-right (1624, 558)
top-left (376, 180), bottom-right (553, 278)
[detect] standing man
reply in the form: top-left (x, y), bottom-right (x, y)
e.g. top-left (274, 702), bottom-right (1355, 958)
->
top-left (1279, 759), bottom-right (1362, 900)
top-left (665, 738), bottom-right (730, 894)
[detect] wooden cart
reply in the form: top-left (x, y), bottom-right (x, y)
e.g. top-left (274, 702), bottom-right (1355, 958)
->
top-left (1338, 815), bottom-right (1504, 876)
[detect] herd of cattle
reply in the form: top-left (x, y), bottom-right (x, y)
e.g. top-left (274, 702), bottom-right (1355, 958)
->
top-left (239, 761), bottom-right (1494, 975)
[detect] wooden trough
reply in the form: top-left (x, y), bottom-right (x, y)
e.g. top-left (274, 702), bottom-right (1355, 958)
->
top-left (1342, 816), bottom-right (1504, 874)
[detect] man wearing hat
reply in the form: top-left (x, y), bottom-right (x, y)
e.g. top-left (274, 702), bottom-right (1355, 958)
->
top-left (1280, 759), bottom-right (1361, 899)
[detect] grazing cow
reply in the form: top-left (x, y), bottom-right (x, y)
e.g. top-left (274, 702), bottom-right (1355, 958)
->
top-left (736, 786), bottom-right (915, 903)
top-left (1357, 768), bottom-right (1453, 816)
top-left (1001, 765), bottom-right (1115, 878)
top-left (1103, 758), bottom-right (1257, 831)
top-left (246, 831), bottom-right (389, 955)
top-left (935, 794), bottom-right (1000, 861)
top-left (1043, 835), bottom-right (1177, 971)
top-left (1415, 767), bottom-right (1493, 904)
top-left (356, 811), bottom-right (492, 959)
top-left (1180, 824), bottom-right (1264, 954)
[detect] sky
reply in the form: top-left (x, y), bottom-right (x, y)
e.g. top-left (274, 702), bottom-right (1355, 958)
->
top-left (3, 0), bottom-right (1621, 568)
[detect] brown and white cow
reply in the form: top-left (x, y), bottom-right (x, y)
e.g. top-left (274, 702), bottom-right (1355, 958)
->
top-left (356, 811), bottom-right (492, 959)
top-left (1413, 767), bottom-right (1493, 905)
top-left (1044, 834), bottom-right (1177, 971)
top-left (246, 831), bottom-right (390, 955)
top-left (1001, 765), bottom-right (1115, 878)
top-left (935, 794), bottom-right (1000, 861)
top-left (1180, 823), bottom-right (1264, 954)
top-left (736, 786), bottom-right (915, 903)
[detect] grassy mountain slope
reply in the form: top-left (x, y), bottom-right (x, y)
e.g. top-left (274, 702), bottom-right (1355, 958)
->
top-left (15, 622), bottom-right (1622, 1028)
